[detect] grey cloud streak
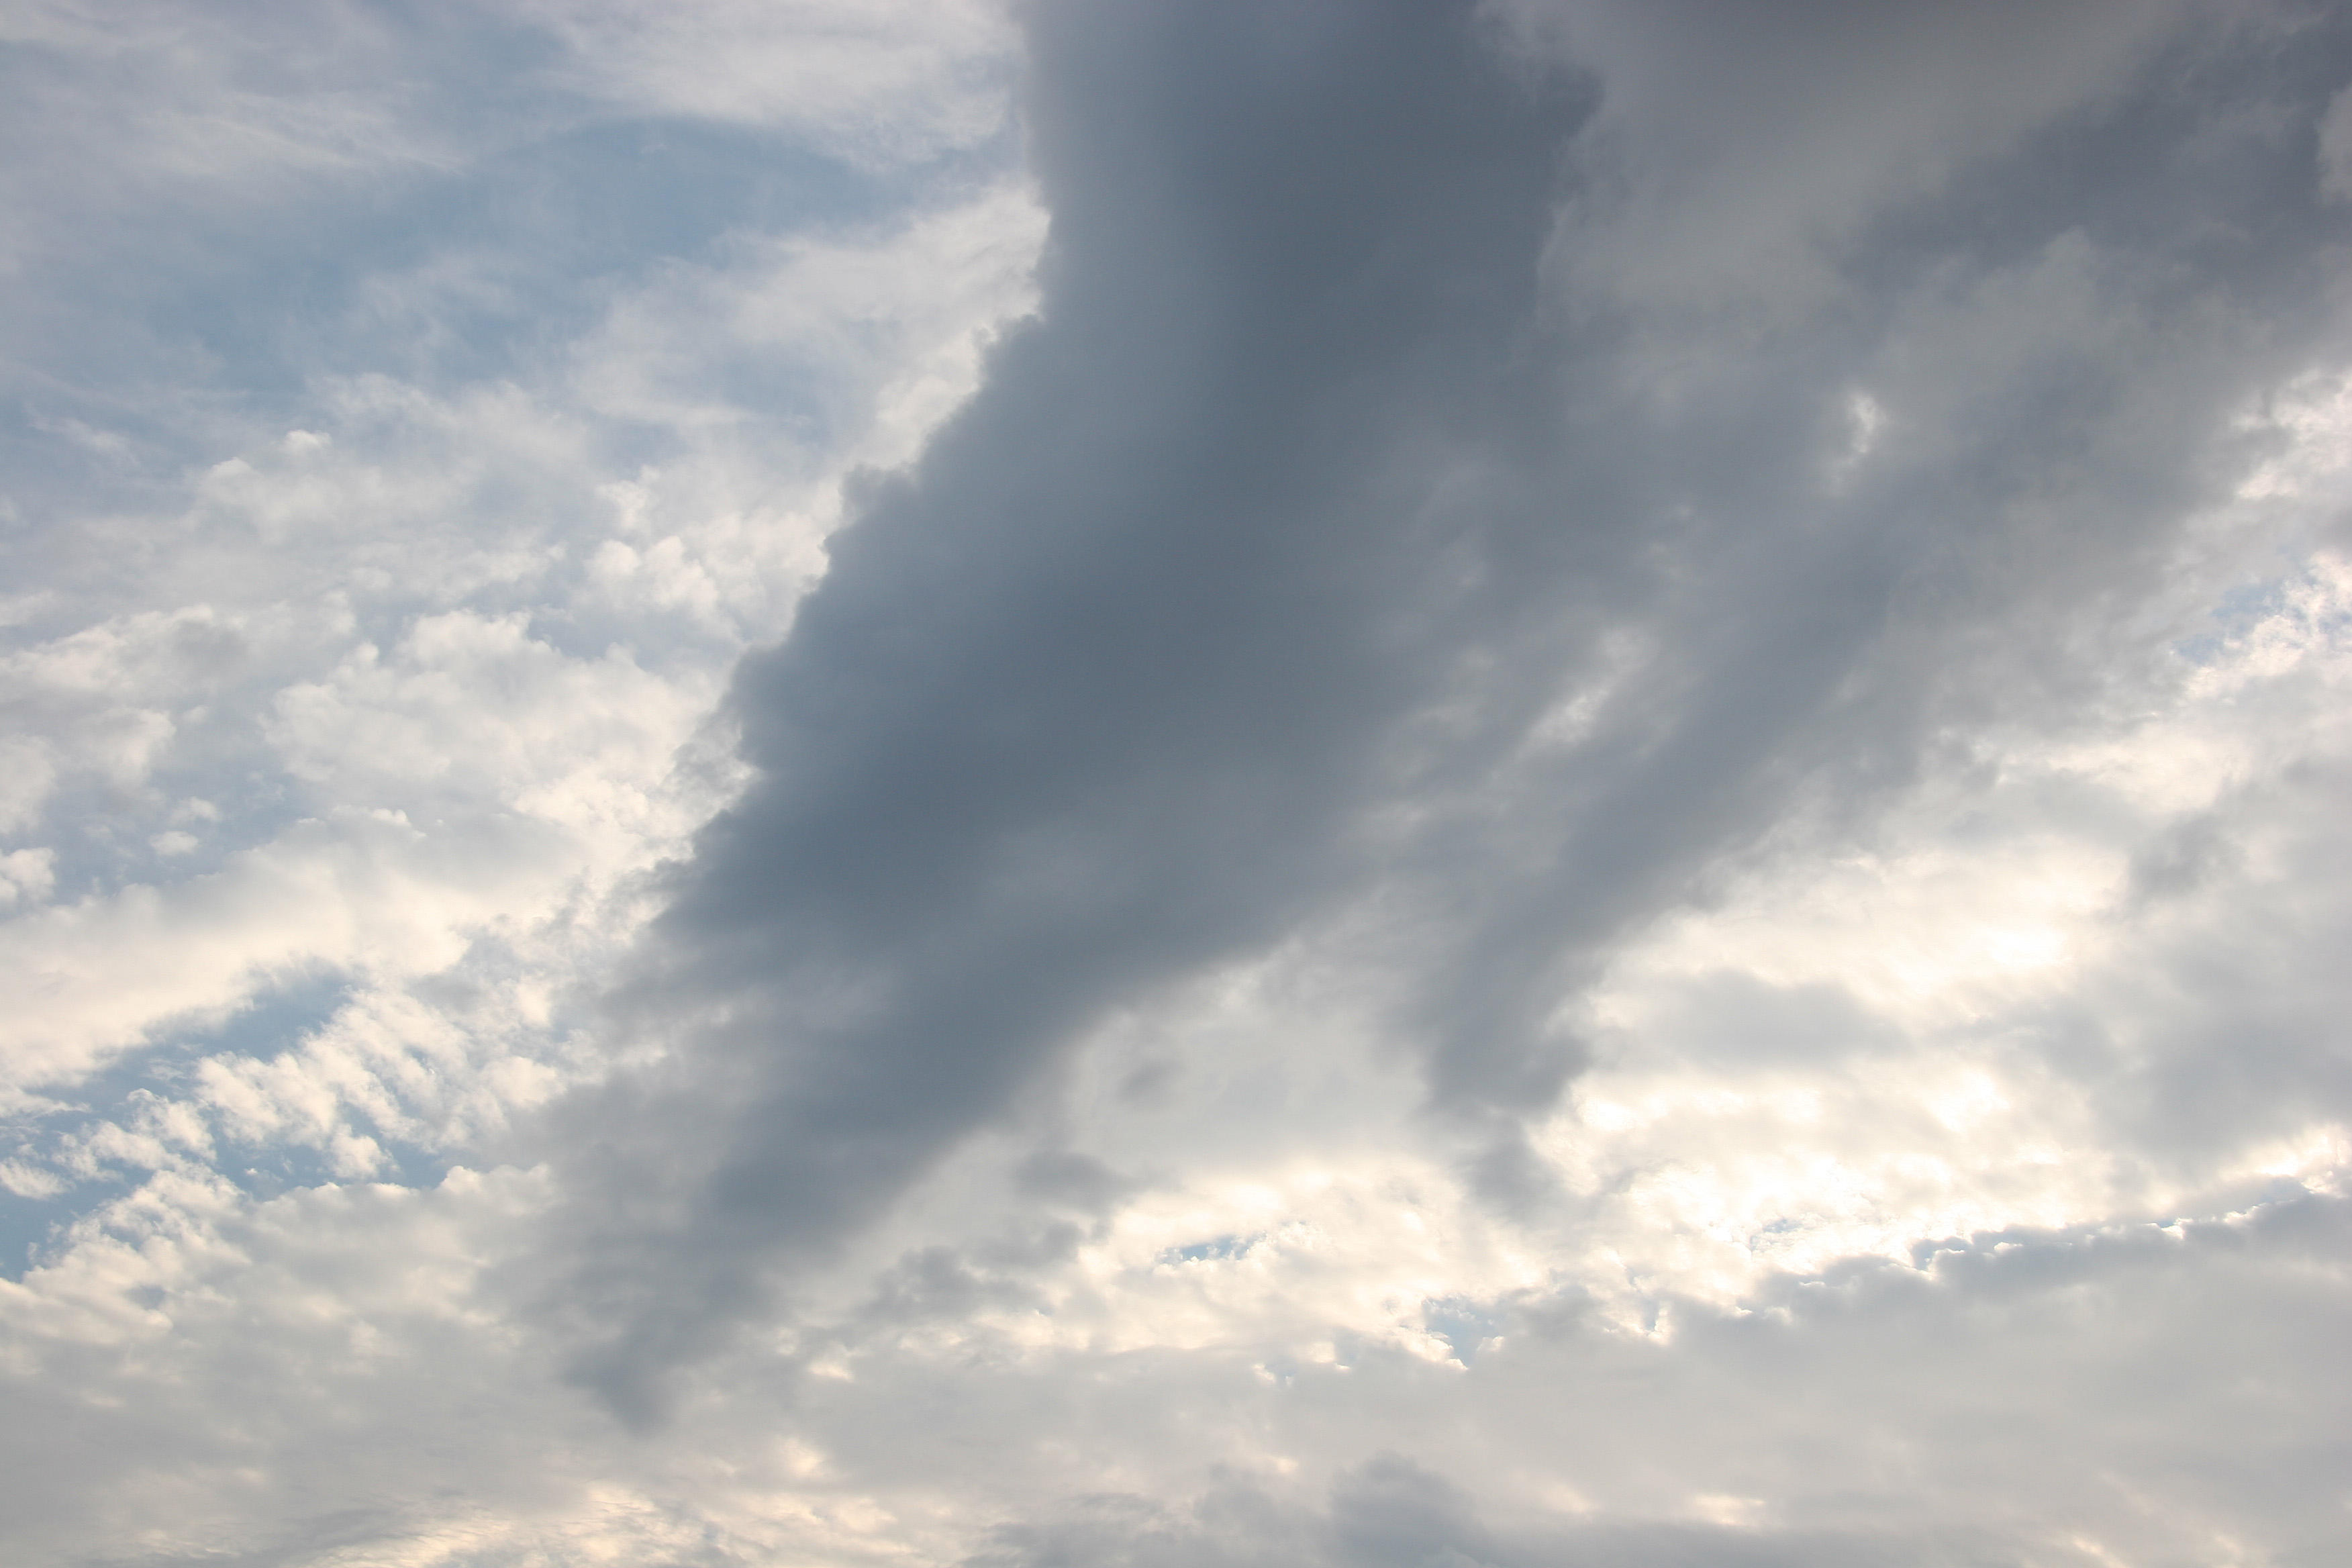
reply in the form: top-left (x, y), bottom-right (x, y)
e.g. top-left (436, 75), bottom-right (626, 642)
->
top-left (534, 0), bottom-right (2352, 1422)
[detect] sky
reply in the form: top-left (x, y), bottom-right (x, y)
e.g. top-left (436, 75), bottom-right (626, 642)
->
top-left (3, 1), bottom-right (2351, 1563)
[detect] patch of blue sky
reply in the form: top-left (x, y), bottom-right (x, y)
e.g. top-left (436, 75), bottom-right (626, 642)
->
top-left (0, 1181), bottom-right (105, 1281)
top-left (1162, 1233), bottom-right (1259, 1265)
top-left (223, 130), bottom-right (885, 377)
top-left (1421, 1295), bottom-right (1508, 1366)
top-left (2170, 567), bottom-right (2350, 669)
top-left (28, 779), bottom-right (302, 912)
top-left (224, 1124), bottom-right (450, 1206)
top-left (1, 21), bottom-right (1014, 551)
top-left (2171, 577), bottom-right (2290, 667)
top-left (1, 1134), bottom-right (450, 1282)
top-left (0, 970), bottom-right (358, 1275)
top-left (11, 130), bottom-right (896, 438)
top-left (179, 968), bottom-right (357, 1067)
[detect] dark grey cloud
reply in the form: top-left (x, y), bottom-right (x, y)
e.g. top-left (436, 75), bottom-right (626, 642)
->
top-left (528, 0), bottom-right (2352, 1433)
top-left (539, 0), bottom-right (1602, 1418)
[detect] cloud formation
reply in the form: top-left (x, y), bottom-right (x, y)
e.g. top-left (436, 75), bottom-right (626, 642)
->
top-left (4, 0), bottom-right (2352, 1563)
top-left (541, 0), bottom-right (2352, 1414)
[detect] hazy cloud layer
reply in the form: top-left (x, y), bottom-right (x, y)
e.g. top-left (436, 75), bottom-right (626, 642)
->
top-left (3, 1), bottom-right (2351, 1564)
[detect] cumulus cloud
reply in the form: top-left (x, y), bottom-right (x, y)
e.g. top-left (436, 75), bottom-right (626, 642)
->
top-left (5, 1), bottom-right (2352, 1565)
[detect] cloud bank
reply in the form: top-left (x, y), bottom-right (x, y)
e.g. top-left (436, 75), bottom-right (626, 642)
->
top-left (3, 1), bottom-right (2351, 1563)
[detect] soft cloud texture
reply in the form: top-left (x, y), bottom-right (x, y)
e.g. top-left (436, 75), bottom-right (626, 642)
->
top-left (4, 1), bottom-right (2352, 1564)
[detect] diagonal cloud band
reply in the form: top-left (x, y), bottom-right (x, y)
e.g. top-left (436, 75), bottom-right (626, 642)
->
top-left (530, 0), bottom-right (2352, 1426)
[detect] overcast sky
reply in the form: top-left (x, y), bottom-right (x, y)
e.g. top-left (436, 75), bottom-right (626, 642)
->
top-left (5, 1), bottom-right (2352, 1563)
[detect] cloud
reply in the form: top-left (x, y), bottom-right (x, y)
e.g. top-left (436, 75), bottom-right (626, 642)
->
top-left (530, 0), bottom-right (2352, 1423)
top-left (533, 0), bottom-right (1607, 1418)
top-left (510, 0), bottom-right (1019, 164)
top-left (1500, 0), bottom-right (2206, 315)
top-left (7, 1), bottom-right (2352, 1564)
top-left (958, 1190), bottom-right (2352, 1567)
